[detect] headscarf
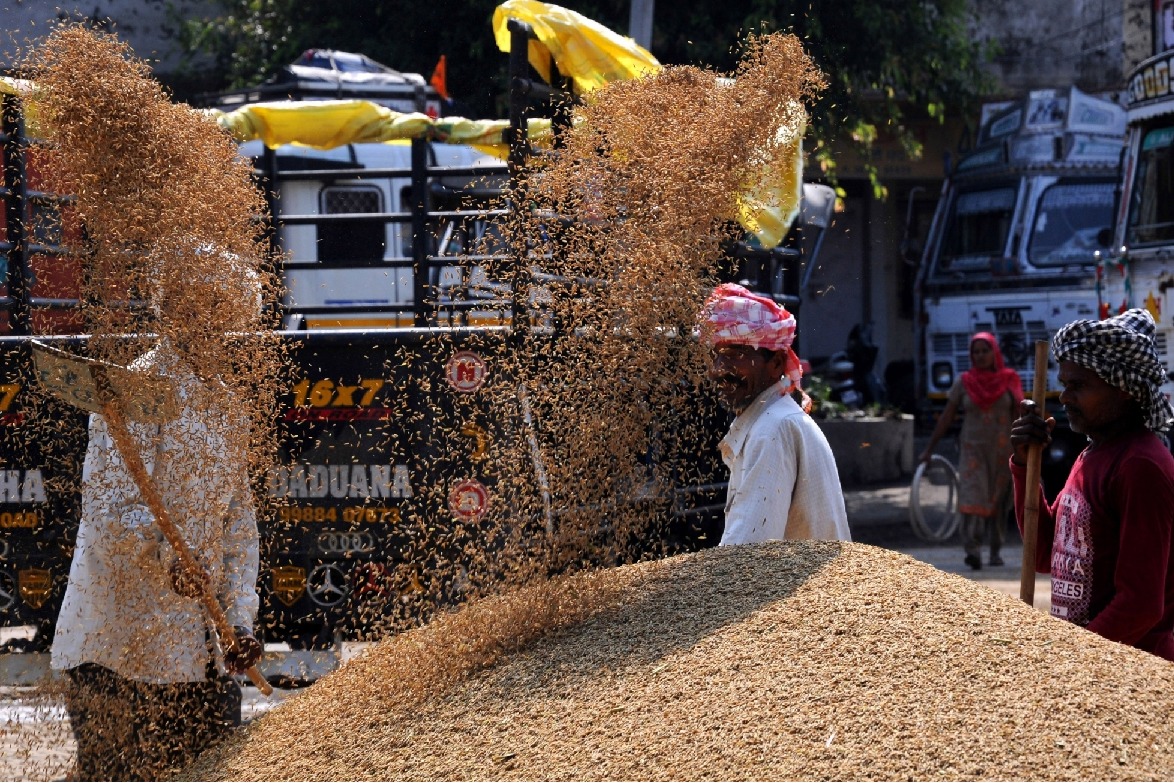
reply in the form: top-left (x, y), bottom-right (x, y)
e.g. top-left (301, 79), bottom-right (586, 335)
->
top-left (961, 331), bottom-right (1024, 411)
top-left (700, 283), bottom-right (803, 392)
top-left (1051, 308), bottom-right (1174, 432)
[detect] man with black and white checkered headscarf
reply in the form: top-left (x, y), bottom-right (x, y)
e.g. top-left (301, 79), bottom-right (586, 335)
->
top-left (1051, 308), bottom-right (1174, 433)
top-left (1010, 308), bottom-right (1174, 661)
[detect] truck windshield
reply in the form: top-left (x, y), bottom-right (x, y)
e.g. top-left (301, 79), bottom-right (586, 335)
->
top-left (1127, 124), bottom-right (1174, 246)
top-left (934, 184), bottom-right (1017, 275)
top-left (1027, 181), bottom-right (1114, 267)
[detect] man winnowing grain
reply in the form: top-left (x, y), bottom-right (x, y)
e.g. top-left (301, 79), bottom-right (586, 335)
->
top-left (1011, 308), bottom-right (1174, 661)
top-left (50, 261), bottom-right (266, 780)
top-left (701, 283), bottom-right (850, 545)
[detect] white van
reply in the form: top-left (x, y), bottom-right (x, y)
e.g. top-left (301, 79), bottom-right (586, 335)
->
top-left (239, 138), bottom-right (509, 329)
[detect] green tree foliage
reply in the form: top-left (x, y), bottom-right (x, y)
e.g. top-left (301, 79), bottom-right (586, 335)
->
top-left (180, 0), bottom-right (993, 194)
top-left (177, 1), bottom-right (510, 115)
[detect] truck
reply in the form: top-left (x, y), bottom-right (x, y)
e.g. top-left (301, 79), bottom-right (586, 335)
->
top-left (914, 86), bottom-right (1127, 489)
top-left (1097, 44), bottom-right (1174, 402)
top-left (0, 20), bottom-right (834, 683)
top-left (199, 46), bottom-right (511, 330)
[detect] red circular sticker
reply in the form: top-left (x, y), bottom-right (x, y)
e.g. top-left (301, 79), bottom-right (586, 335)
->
top-left (449, 478), bottom-right (490, 523)
top-left (445, 350), bottom-right (488, 393)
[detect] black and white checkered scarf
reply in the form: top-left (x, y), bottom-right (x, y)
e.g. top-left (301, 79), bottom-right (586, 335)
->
top-left (1052, 308), bottom-right (1174, 433)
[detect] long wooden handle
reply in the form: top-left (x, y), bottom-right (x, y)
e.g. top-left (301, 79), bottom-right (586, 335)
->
top-left (92, 367), bottom-right (273, 695)
top-left (1019, 340), bottom-right (1050, 606)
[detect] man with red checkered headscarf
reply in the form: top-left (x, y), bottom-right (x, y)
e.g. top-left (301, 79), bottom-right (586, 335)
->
top-left (701, 284), bottom-right (850, 544)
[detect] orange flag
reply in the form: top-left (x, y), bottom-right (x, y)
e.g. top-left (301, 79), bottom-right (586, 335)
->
top-left (430, 55), bottom-right (450, 101)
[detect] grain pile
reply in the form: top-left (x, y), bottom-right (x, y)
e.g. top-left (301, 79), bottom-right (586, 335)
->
top-left (183, 541), bottom-right (1174, 781)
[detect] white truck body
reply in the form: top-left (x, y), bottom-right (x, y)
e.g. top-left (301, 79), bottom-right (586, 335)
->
top-left (1101, 50), bottom-right (1174, 402)
top-left (238, 138), bottom-right (509, 329)
top-left (916, 87), bottom-right (1126, 408)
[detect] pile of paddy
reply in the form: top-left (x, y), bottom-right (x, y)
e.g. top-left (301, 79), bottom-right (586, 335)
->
top-left (183, 541), bottom-right (1174, 781)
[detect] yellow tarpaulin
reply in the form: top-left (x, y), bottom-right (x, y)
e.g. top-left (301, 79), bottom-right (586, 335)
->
top-left (0, 77), bottom-right (45, 135)
top-left (213, 100), bottom-right (432, 149)
top-left (737, 121), bottom-right (806, 248)
top-left (492, 0), bottom-right (661, 94)
top-left (491, 0), bottom-right (805, 245)
top-left (0, 76), bottom-right (29, 97)
top-left (207, 100), bottom-right (552, 159)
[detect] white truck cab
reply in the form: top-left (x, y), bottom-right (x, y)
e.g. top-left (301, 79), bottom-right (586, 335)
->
top-left (917, 87), bottom-right (1126, 404)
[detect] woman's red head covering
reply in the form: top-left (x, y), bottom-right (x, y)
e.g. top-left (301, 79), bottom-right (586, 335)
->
top-left (962, 331), bottom-right (1024, 410)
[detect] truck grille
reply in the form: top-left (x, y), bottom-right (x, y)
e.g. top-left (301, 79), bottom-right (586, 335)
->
top-left (932, 321), bottom-right (1053, 395)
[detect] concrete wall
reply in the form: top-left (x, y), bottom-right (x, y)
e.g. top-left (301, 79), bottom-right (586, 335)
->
top-left (974, 0), bottom-right (1129, 97)
top-left (817, 415), bottom-right (916, 488)
top-left (1124, 0), bottom-right (1154, 68)
top-left (0, 0), bottom-right (217, 75)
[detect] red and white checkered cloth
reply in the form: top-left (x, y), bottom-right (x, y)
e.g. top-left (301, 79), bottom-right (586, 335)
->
top-left (701, 283), bottom-right (803, 390)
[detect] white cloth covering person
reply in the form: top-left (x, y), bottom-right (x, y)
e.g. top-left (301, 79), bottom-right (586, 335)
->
top-left (702, 283), bottom-right (850, 544)
top-left (51, 343), bottom-right (260, 683)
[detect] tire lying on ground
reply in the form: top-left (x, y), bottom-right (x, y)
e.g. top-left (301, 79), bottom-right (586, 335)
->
top-left (182, 541), bottom-right (1174, 781)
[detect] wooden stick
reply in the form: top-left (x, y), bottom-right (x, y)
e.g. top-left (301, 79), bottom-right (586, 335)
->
top-left (91, 365), bottom-right (274, 695)
top-left (1019, 340), bottom-right (1050, 606)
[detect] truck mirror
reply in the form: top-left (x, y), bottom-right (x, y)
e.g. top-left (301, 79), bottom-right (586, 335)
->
top-left (800, 183), bottom-right (835, 229)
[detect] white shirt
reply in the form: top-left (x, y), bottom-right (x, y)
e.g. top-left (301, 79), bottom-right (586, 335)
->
top-left (719, 381), bottom-right (851, 544)
top-left (51, 348), bottom-right (259, 683)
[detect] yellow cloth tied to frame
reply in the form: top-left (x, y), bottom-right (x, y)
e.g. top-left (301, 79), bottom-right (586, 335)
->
top-left (208, 100), bottom-right (552, 159)
top-left (491, 0), bottom-right (661, 94)
top-left (212, 100), bottom-right (432, 149)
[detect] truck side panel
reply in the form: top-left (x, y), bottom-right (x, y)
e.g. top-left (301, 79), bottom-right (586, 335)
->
top-left (262, 328), bottom-right (527, 646)
top-left (0, 329), bottom-right (538, 650)
top-left (0, 339), bottom-right (87, 642)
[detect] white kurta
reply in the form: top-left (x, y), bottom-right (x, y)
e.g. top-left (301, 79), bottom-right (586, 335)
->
top-left (51, 348), bottom-right (260, 684)
top-left (719, 381), bottom-right (851, 544)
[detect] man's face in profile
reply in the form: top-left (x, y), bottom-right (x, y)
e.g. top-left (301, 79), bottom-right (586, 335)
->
top-left (707, 344), bottom-right (782, 413)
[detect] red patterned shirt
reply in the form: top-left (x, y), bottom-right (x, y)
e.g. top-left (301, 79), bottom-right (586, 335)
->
top-left (1013, 429), bottom-right (1174, 661)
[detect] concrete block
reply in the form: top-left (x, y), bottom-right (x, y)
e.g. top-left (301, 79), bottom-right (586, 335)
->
top-left (817, 415), bottom-right (915, 488)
